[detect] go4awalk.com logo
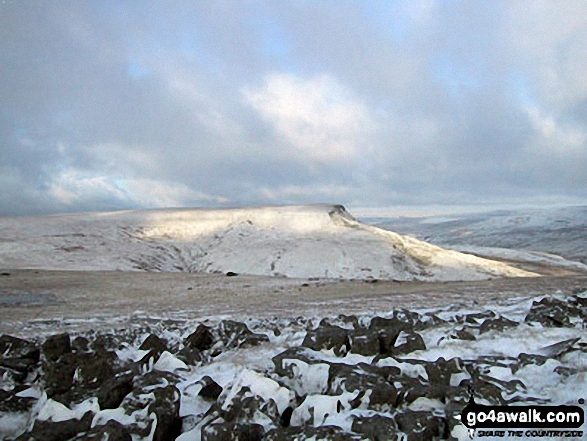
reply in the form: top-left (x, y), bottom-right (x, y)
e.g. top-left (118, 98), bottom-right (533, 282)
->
top-left (461, 398), bottom-right (585, 438)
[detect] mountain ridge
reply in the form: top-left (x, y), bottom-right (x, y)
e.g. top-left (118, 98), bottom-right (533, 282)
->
top-left (0, 204), bottom-right (536, 281)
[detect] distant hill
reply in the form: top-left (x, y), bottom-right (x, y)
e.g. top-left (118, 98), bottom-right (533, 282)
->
top-left (0, 204), bottom-right (535, 281)
top-left (366, 205), bottom-right (587, 265)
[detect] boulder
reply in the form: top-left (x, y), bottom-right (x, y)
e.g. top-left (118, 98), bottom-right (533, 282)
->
top-left (302, 325), bottom-right (350, 356)
top-left (42, 333), bottom-right (71, 361)
top-left (351, 414), bottom-right (399, 440)
top-left (185, 324), bottom-right (215, 351)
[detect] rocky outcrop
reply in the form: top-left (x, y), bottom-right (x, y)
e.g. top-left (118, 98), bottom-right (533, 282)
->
top-left (1, 291), bottom-right (585, 440)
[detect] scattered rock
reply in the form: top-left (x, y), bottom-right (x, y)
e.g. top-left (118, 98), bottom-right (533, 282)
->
top-left (454, 327), bottom-right (476, 341)
top-left (329, 364), bottom-right (398, 408)
top-left (42, 333), bottom-right (71, 361)
top-left (185, 324), bottom-right (215, 351)
top-left (83, 419), bottom-right (133, 441)
top-left (525, 296), bottom-right (581, 327)
top-left (98, 373), bottom-right (134, 409)
top-left (349, 329), bottom-right (380, 356)
top-left (302, 324), bottom-right (350, 356)
top-left (266, 425), bottom-right (364, 440)
top-left (149, 385), bottom-right (182, 441)
top-left (139, 333), bottom-right (168, 357)
top-left (198, 376), bottom-right (223, 401)
top-left (18, 411), bottom-right (94, 441)
top-left (71, 336), bottom-right (90, 353)
top-left (393, 330), bottom-right (426, 355)
top-left (219, 320), bottom-right (269, 349)
top-left (394, 410), bottom-right (449, 440)
top-left (479, 316), bottom-right (519, 334)
top-left (177, 345), bottom-right (202, 365)
top-left (4, 293), bottom-right (585, 441)
top-left (351, 414), bottom-right (399, 440)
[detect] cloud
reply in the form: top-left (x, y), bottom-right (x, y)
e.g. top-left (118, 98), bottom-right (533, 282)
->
top-left (244, 73), bottom-right (375, 163)
top-left (1, 1), bottom-right (587, 215)
top-left (48, 171), bottom-right (229, 211)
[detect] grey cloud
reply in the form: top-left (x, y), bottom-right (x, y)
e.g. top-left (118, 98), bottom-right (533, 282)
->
top-left (0, 0), bottom-right (586, 216)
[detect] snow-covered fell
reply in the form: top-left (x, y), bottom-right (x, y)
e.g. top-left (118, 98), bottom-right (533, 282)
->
top-left (366, 205), bottom-right (587, 264)
top-left (0, 204), bottom-right (535, 281)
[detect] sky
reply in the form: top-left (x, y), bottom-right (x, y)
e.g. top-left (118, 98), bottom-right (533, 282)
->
top-left (1, 0), bottom-right (587, 216)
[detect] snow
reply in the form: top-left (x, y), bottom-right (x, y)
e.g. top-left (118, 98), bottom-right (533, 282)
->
top-left (0, 204), bottom-right (536, 282)
top-left (367, 205), bottom-right (587, 265)
top-left (3, 289), bottom-right (586, 440)
top-left (153, 351), bottom-right (189, 373)
top-left (223, 369), bottom-right (293, 414)
top-left (452, 245), bottom-right (587, 272)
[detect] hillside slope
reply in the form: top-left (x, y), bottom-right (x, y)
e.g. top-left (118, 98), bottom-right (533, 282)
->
top-left (0, 204), bottom-right (535, 281)
top-left (368, 205), bottom-right (587, 264)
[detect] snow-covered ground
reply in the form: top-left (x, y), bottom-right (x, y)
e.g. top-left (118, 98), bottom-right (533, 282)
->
top-left (0, 204), bottom-right (535, 282)
top-left (1, 290), bottom-right (585, 440)
top-left (365, 205), bottom-right (587, 266)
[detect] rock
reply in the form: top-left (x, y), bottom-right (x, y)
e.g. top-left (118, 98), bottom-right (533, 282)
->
top-left (177, 345), bottom-right (202, 365)
top-left (19, 411), bottom-right (94, 441)
top-left (415, 313), bottom-right (447, 331)
top-left (243, 332), bottom-right (270, 346)
top-left (0, 389), bottom-right (39, 439)
top-left (42, 333), bottom-right (71, 361)
top-left (338, 314), bottom-right (360, 329)
top-left (97, 373), bottom-right (134, 409)
top-left (266, 425), bottom-right (364, 440)
top-left (42, 354), bottom-right (77, 397)
top-left (302, 325), bottom-right (350, 356)
top-left (535, 337), bottom-right (581, 358)
top-left (199, 376), bottom-right (223, 401)
top-left (479, 317), bottom-right (519, 334)
top-left (272, 347), bottom-right (333, 395)
top-left (425, 357), bottom-right (463, 387)
top-left (329, 364), bottom-right (398, 408)
top-left (71, 336), bottom-right (90, 353)
top-left (0, 334), bottom-right (40, 362)
top-left (369, 316), bottom-right (407, 333)
top-left (351, 414), bottom-right (399, 440)
top-left (200, 423), bottom-right (265, 441)
top-left (525, 297), bottom-right (579, 327)
top-left (279, 406), bottom-right (294, 427)
top-left (137, 349), bottom-right (161, 372)
top-left (219, 320), bottom-right (251, 346)
top-left (349, 329), bottom-right (380, 356)
top-left (201, 422), bottom-right (234, 440)
top-left (272, 347), bottom-right (329, 373)
top-left (462, 311), bottom-right (496, 325)
top-left (0, 335), bottom-right (40, 375)
top-left (234, 423), bottom-right (265, 441)
top-left (185, 324), bottom-right (215, 351)
top-left (148, 385), bottom-right (182, 441)
top-left (92, 333), bottom-right (120, 352)
top-left (393, 331), bottom-right (426, 355)
top-left (219, 320), bottom-right (269, 349)
top-left (133, 370), bottom-right (181, 390)
top-left (139, 334), bottom-right (168, 357)
top-left (394, 410), bottom-right (449, 440)
top-left (368, 316), bottom-right (407, 355)
top-left (82, 419), bottom-right (132, 441)
top-left (454, 328), bottom-right (476, 341)
top-left (76, 351), bottom-right (117, 388)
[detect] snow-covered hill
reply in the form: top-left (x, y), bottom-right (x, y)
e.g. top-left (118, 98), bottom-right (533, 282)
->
top-left (366, 205), bottom-right (587, 265)
top-left (0, 204), bottom-right (535, 281)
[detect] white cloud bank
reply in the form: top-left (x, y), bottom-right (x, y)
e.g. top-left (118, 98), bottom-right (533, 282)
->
top-left (244, 73), bottom-right (375, 163)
